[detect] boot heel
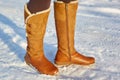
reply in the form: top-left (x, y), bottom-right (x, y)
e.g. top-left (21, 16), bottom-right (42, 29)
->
top-left (24, 54), bottom-right (31, 65)
top-left (25, 59), bottom-right (30, 65)
top-left (24, 54), bottom-right (38, 71)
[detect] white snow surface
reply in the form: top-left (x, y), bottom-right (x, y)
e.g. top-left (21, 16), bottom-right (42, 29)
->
top-left (0, 0), bottom-right (120, 80)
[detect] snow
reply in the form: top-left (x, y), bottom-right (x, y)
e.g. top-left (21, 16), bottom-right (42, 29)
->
top-left (0, 0), bottom-right (120, 80)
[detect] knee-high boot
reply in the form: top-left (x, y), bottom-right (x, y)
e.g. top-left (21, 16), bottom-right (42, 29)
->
top-left (24, 4), bottom-right (58, 75)
top-left (54, 1), bottom-right (95, 65)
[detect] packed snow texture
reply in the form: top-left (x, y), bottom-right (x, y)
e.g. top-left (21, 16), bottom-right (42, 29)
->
top-left (0, 0), bottom-right (120, 80)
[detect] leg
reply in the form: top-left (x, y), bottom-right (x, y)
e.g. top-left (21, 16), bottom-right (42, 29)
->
top-left (54, 0), bottom-right (95, 65)
top-left (24, 0), bottom-right (58, 75)
top-left (27, 0), bottom-right (51, 13)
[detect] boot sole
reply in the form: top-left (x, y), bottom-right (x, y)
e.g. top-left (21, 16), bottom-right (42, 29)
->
top-left (55, 61), bottom-right (71, 66)
top-left (55, 61), bottom-right (95, 66)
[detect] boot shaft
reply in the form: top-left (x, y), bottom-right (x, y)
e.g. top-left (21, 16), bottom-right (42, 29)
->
top-left (54, 1), bottom-right (78, 55)
top-left (24, 4), bottom-right (50, 56)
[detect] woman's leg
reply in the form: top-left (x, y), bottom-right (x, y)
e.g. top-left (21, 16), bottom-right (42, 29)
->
top-left (24, 0), bottom-right (58, 75)
top-left (54, 1), bottom-right (95, 65)
top-left (27, 0), bottom-right (51, 13)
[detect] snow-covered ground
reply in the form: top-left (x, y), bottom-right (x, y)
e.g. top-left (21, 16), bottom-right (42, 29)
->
top-left (0, 0), bottom-right (120, 80)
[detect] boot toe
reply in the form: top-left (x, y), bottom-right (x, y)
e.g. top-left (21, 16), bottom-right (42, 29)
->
top-left (48, 67), bottom-right (59, 75)
top-left (53, 68), bottom-right (59, 75)
top-left (72, 52), bottom-right (95, 65)
top-left (87, 57), bottom-right (95, 64)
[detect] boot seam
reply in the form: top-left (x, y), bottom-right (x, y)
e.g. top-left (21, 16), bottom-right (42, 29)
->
top-left (65, 4), bottom-right (71, 62)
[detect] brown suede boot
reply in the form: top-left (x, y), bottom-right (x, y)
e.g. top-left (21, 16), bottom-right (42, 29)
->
top-left (24, 4), bottom-right (58, 75)
top-left (54, 1), bottom-right (95, 65)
